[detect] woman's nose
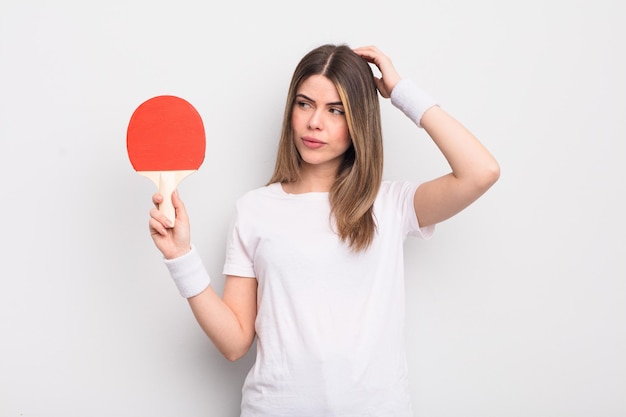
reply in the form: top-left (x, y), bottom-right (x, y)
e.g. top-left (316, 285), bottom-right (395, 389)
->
top-left (308, 110), bottom-right (323, 130)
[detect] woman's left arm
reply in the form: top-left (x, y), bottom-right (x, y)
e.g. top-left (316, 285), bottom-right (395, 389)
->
top-left (354, 45), bottom-right (500, 228)
top-left (412, 106), bottom-right (500, 227)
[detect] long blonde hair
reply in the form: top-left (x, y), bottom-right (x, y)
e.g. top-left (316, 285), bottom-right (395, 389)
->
top-left (268, 44), bottom-right (384, 252)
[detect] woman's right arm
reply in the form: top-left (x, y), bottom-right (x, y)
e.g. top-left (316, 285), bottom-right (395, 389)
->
top-left (188, 276), bottom-right (257, 362)
top-left (150, 191), bottom-right (257, 362)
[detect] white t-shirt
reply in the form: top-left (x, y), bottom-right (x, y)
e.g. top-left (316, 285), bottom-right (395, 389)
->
top-left (223, 180), bottom-right (434, 417)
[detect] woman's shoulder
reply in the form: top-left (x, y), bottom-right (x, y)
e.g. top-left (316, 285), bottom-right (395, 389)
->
top-left (236, 183), bottom-right (281, 204)
top-left (378, 179), bottom-right (419, 199)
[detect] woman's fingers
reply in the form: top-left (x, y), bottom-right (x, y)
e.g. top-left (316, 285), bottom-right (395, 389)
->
top-left (149, 208), bottom-right (169, 236)
top-left (152, 192), bottom-right (163, 207)
top-left (171, 190), bottom-right (188, 223)
top-left (353, 45), bottom-right (400, 98)
top-left (151, 191), bottom-right (186, 228)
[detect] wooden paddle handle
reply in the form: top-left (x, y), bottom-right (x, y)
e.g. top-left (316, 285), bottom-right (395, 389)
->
top-left (138, 170), bottom-right (196, 228)
top-left (158, 172), bottom-right (177, 227)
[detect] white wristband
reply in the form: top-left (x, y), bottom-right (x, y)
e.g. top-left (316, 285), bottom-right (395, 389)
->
top-left (163, 244), bottom-right (211, 298)
top-left (390, 78), bottom-right (438, 128)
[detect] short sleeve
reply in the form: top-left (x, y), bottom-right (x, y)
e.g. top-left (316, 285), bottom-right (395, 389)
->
top-left (381, 180), bottom-right (435, 239)
top-left (222, 205), bottom-right (257, 278)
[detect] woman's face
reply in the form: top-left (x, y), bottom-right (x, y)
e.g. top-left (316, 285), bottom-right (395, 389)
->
top-left (291, 75), bottom-right (351, 172)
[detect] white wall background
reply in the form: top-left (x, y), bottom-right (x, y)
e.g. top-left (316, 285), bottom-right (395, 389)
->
top-left (1, 0), bottom-right (624, 416)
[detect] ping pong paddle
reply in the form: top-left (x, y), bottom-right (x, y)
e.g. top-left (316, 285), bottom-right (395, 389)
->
top-left (126, 95), bottom-right (205, 227)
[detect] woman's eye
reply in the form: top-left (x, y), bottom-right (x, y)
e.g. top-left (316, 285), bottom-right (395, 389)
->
top-left (330, 108), bottom-right (345, 116)
top-left (297, 101), bottom-right (311, 109)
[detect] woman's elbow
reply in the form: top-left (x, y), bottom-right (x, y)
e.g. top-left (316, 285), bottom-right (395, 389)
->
top-left (224, 351), bottom-right (246, 362)
top-left (478, 159), bottom-right (500, 191)
top-left (221, 341), bottom-right (254, 362)
top-left (485, 160), bottom-right (501, 187)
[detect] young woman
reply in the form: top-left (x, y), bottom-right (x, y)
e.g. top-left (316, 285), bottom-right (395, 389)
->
top-left (149, 44), bottom-right (500, 416)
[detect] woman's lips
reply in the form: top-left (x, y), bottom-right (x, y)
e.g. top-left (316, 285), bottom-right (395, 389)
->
top-left (302, 137), bottom-right (325, 149)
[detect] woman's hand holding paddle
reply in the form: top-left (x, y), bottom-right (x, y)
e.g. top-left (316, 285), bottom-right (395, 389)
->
top-left (149, 190), bottom-right (192, 260)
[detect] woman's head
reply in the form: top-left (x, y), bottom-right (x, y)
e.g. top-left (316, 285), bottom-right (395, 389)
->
top-left (269, 44), bottom-right (384, 251)
top-left (270, 44), bottom-right (383, 183)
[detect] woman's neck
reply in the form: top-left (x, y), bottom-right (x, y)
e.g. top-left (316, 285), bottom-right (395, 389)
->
top-left (283, 165), bottom-right (336, 194)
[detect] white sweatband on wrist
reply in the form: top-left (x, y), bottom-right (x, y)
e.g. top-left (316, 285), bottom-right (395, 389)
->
top-left (163, 244), bottom-right (211, 298)
top-left (390, 78), bottom-right (438, 128)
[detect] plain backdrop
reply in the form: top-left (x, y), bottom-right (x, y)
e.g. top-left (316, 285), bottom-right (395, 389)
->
top-left (1, 0), bottom-right (624, 416)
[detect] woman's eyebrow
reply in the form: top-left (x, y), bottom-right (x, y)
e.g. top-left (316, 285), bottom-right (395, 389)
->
top-left (296, 93), bottom-right (343, 107)
top-left (296, 93), bottom-right (312, 101)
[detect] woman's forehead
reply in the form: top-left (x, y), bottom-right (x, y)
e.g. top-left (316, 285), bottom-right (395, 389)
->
top-left (297, 75), bottom-right (341, 104)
